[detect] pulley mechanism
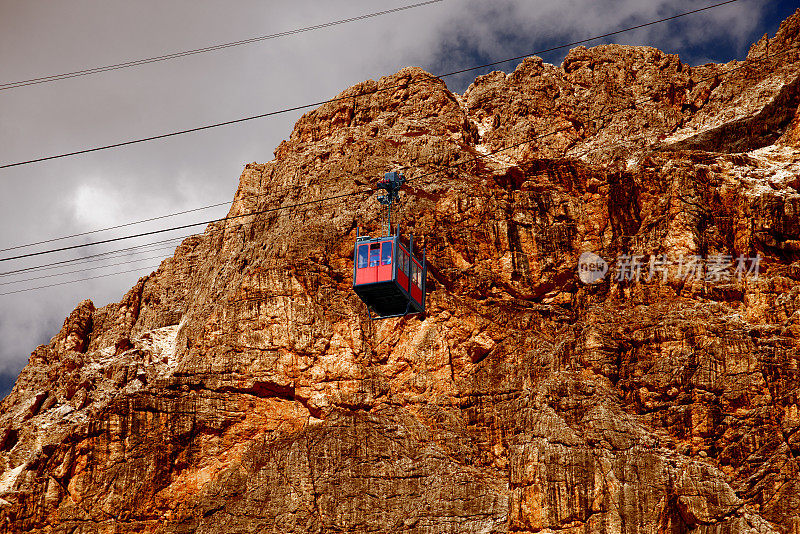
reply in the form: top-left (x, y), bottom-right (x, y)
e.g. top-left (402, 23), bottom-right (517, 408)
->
top-left (376, 171), bottom-right (405, 236)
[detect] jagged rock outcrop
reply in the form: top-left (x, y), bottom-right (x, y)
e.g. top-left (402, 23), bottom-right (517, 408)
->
top-left (1, 9), bottom-right (800, 534)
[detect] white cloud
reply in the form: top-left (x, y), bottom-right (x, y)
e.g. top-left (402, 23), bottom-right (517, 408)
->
top-left (70, 182), bottom-right (125, 230)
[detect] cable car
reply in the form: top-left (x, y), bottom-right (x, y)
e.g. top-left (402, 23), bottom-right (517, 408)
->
top-left (352, 172), bottom-right (426, 319)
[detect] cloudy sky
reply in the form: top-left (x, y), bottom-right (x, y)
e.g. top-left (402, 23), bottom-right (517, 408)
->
top-left (0, 0), bottom-right (796, 396)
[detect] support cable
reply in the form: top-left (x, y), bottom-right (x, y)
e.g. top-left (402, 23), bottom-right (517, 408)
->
top-left (0, 0), bottom-right (740, 171)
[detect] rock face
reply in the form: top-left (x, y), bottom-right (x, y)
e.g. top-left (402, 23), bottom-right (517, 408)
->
top-left (2, 10), bottom-right (800, 534)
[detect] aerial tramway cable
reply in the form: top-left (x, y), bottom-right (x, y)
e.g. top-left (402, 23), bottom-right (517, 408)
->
top-left (0, 0), bottom-right (741, 171)
top-left (1, 25), bottom-right (794, 294)
top-left (0, 1), bottom-right (445, 91)
top-left (0, 253), bottom-right (175, 287)
top-left (0, 265), bottom-right (163, 296)
top-left (3, 33), bottom-right (790, 266)
top-left (0, 237), bottom-right (187, 277)
top-left (0, 176), bottom-right (369, 254)
top-left (0, 191), bottom-right (369, 263)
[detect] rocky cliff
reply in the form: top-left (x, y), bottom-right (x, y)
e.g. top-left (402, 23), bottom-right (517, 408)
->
top-left (2, 10), bottom-right (800, 534)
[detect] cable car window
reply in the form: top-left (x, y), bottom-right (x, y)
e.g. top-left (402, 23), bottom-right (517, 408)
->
top-left (381, 241), bottom-right (393, 265)
top-left (410, 262), bottom-right (419, 287)
top-left (369, 243), bottom-right (380, 267)
top-left (413, 261), bottom-right (422, 287)
top-left (358, 245), bottom-right (368, 268)
top-left (399, 248), bottom-right (408, 274)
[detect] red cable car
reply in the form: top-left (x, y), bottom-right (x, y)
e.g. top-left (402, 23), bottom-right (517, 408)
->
top-left (352, 172), bottom-right (426, 319)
